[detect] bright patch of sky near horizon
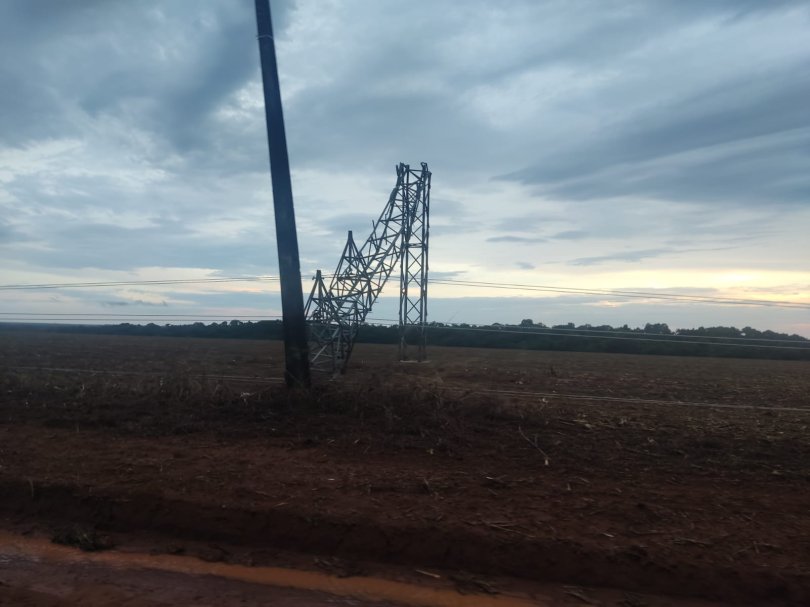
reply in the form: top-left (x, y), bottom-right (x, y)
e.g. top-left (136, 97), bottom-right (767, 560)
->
top-left (0, 0), bottom-right (808, 335)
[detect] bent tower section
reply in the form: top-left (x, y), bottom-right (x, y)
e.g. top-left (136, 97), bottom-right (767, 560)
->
top-left (305, 163), bottom-right (431, 375)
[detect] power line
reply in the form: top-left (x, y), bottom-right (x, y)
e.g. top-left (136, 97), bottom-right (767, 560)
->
top-left (0, 277), bottom-right (280, 290)
top-left (0, 313), bottom-right (283, 319)
top-left (432, 279), bottom-right (810, 310)
top-left (0, 320), bottom-right (275, 323)
top-left (1, 274), bottom-right (808, 310)
top-left (0, 320), bottom-right (211, 324)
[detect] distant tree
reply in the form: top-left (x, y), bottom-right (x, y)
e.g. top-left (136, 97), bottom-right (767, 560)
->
top-left (643, 322), bottom-right (672, 335)
top-left (12, 316), bottom-right (806, 361)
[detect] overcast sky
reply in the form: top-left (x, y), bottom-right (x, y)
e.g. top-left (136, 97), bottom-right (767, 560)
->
top-left (1, 0), bottom-right (808, 335)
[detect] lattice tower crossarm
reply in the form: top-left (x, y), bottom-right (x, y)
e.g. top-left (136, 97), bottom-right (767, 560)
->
top-left (305, 162), bottom-right (431, 375)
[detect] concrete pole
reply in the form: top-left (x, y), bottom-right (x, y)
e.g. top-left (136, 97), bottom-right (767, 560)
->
top-left (254, 0), bottom-right (311, 388)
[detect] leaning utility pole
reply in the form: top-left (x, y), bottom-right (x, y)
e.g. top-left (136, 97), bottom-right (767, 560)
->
top-left (254, 0), bottom-right (310, 388)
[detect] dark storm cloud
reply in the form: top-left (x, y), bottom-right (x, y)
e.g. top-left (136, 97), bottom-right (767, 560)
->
top-left (279, 0), bottom-right (809, 182)
top-left (0, 0), bottom-right (295, 151)
top-left (83, 16), bottom-right (257, 152)
top-left (502, 54), bottom-right (810, 207)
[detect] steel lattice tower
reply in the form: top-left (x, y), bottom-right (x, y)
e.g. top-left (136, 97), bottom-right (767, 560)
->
top-left (399, 166), bottom-right (430, 362)
top-left (305, 162), bottom-right (431, 375)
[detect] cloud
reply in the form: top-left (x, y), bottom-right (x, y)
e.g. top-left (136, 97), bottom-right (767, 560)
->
top-left (487, 235), bottom-right (546, 244)
top-left (318, 213), bottom-right (377, 237)
top-left (498, 6), bottom-right (810, 207)
top-left (0, 0), bottom-right (296, 154)
top-left (551, 230), bottom-right (589, 240)
top-left (430, 220), bottom-right (482, 237)
top-left (102, 299), bottom-right (168, 308)
top-left (430, 197), bottom-right (466, 218)
top-left (0, 0), bottom-right (808, 335)
top-left (569, 248), bottom-right (678, 266)
top-left (430, 270), bottom-right (468, 280)
top-left (515, 261), bottom-right (535, 270)
top-left (0, 219), bottom-right (27, 244)
top-left (568, 245), bottom-right (739, 266)
top-left (9, 219), bottom-right (277, 274)
top-left (494, 214), bottom-right (564, 233)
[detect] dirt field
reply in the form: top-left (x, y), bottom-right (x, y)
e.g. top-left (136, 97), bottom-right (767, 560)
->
top-left (1, 331), bottom-right (809, 605)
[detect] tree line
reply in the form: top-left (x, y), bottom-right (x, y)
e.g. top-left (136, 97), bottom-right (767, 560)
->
top-left (3, 319), bottom-right (808, 361)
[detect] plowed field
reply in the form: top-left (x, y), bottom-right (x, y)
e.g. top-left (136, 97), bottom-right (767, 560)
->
top-left (1, 331), bottom-right (809, 605)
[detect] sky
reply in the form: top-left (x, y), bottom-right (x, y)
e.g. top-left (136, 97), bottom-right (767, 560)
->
top-left (0, 0), bottom-right (809, 336)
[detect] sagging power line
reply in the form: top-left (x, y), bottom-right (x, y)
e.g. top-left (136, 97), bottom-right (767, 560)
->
top-left (2, 275), bottom-right (807, 310)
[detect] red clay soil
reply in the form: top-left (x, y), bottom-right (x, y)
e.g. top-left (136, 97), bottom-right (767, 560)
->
top-left (1, 332), bottom-right (809, 605)
top-left (0, 539), bottom-right (406, 607)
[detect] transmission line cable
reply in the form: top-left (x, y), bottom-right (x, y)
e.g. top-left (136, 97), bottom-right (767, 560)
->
top-left (431, 279), bottom-right (810, 309)
top-left (0, 277), bottom-right (280, 290)
top-left (0, 313), bottom-right (283, 319)
top-left (1, 275), bottom-right (808, 310)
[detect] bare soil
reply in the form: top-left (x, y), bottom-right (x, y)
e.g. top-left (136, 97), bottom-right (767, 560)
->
top-left (1, 331), bottom-right (809, 605)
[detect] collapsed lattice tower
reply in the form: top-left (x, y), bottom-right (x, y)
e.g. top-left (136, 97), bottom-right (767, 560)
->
top-left (305, 162), bottom-right (431, 375)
